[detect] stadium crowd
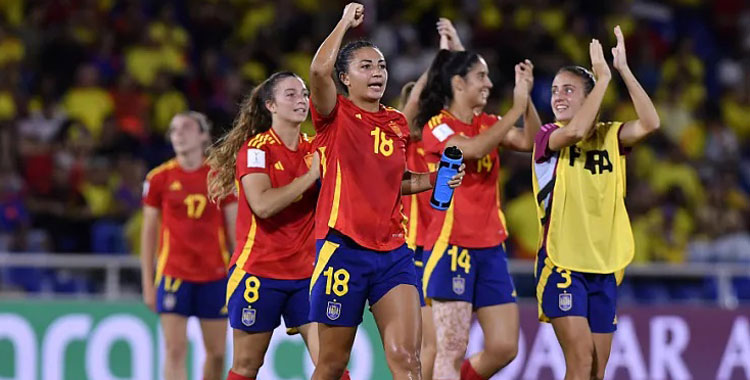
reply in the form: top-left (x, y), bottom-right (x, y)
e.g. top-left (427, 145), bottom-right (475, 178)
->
top-left (0, 0), bottom-right (749, 295)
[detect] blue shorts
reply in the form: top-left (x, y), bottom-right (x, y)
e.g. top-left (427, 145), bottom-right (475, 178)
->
top-left (414, 247), bottom-right (426, 307)
top-left (225, 266), bottom-right (311, 332)
top-left (535, 248), bottom-right (618, 333)
top-left (309, 231), bottom-right (418, 327)
top-left (423, 243), bottom-right (516, 308)
top-left (156, 275), bottom-right (228, 319)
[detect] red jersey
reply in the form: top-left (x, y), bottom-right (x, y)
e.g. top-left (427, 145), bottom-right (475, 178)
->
top-left (422, 110), bottom-right (508, 250)
top-left (231, 128), bottom-right (317, 280)
top-left (402, 139), bottom-right (432, 249)
top-left (311, 94), bottom-right (410, 251)
top-left (143, 159), bottom-right (235, 283)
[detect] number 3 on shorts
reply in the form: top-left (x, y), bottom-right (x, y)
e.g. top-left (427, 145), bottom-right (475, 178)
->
top-left (323, 267), bottom-right (350, 296)
top-left (244, 276), bottom-right (261, 303)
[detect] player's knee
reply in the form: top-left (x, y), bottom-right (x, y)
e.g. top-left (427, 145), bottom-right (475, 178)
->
top-left (384, 344), bottom-right (420, 373)
top-left (232, 353), bottom-right (263, 377)
top-left (204, 349), bottom-right (225, 369)
top-left (485, 338), bottom-right (518, 368)
top-left (165, 342), bottom-right (188, 363)
top-left (317, 350), bottom-right (350, 378)
top-left (421, 338), bottom-right (437, 363)
top-left (565, 341), bottom-right (594, 376)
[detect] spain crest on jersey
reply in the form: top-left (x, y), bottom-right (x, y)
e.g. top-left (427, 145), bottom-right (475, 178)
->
top-left (559, 292), bottom-right (573, 311)
top-left (452, 275), bottom-right (465, 295)
top-left (242, 307), bottom-right (256, 326)
top-left (326, 301), bottom-right (342, 320)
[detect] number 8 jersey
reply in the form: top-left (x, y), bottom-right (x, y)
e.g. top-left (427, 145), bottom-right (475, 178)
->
top-left (310, 95), bottom-right (410, 251)
top-left (143, 159), bottom-right (236, 283)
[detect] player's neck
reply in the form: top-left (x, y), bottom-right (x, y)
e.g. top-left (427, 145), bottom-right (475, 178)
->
top-left (349, 95), bottom-right (380, 113)
top-left (447, 101), bottom-right (474, 124)
top-left (176, 149), bottom-right (204, 171)
top-left (271, 122), bottom-right (300, 151)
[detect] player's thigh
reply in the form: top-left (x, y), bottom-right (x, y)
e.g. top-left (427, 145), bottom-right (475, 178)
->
top-left (423, 244), bottom-right (476, 303)
top-left (421, 305), bottom-right (437, 353)
top-left (431, 300), bottom-right (472, 354)
top-left (550, 316), bottom-right (594, 365)
top-left (309, 235), bottom-right (370, 327)
top-left (317, 324), bottom-right (357, 366)
top-left (198, 318), bottom-right (227, 356)
top-left (160, 313), bottom-right (189, 354)
top-left (297, 322), bottom-right (319, 364)
top-left (371, 284), bottom-right (422, 366)
top-left (231, 329), bottom-right (273, 370)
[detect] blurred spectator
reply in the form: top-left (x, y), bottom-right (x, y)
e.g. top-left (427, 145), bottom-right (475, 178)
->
top-left (62, 64), bottom-right (114, 140)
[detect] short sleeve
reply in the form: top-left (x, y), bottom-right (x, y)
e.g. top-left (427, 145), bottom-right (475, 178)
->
top-left (616, 122), bottom-right (632, 156)
top-left (142, 170), bottom-right (165, 208)
top-left (237, 143), bottom-right (271, 179)
top-left (309, 95), bottom-right (341, 134)
top-left (422, 120), bottom-right (456, 157)
top-left (534, 123), bottom-right (560, 163)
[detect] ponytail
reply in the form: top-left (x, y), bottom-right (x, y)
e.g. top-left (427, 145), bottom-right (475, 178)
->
top-left (207, 71), bottom-right (300, 202)
top-left (415, 49), bottom-right (482, 130)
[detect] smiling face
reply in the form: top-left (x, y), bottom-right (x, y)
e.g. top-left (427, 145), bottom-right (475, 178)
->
top-left (550, 70), bottom-right (588, 123)
top-left (340, 46), bottom-right (388, 102)
top-left (453, 57), bottom-right (493, 110)
top-left (266, 76), bottom-right (309, 124)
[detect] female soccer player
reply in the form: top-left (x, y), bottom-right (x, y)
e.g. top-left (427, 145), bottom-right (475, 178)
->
top-left (400, 17), bottom-right (466, 380)
top-left (308, 3), bottom-right (464, 380)
top-left (532, 27), bottom-right (659, 380)
top-left (141, 111), bottom-right (237, 380)
top-left (206, 72), bottom-right (330, 380)
top-left (415, 45), bottom-right (541, 379)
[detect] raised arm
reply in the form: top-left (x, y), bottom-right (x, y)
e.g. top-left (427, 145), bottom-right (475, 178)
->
top-left (445, 76), bottom-right (529, 160)
top-left (309, 3), bottom-right (364, 117)
top-left (242, 153), bottom-right (320, 219)
top-left (548, 40), bottom-right (612, 151)
top-left (403, 18), bottom-right (465, 132)
top-left (502, 59), bottom-right (542, 152)
top-left (611, 25), bottom-right (660, 147)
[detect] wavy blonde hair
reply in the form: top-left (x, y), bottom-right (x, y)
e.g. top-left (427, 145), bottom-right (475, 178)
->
top-left (207, 72), bottom-right (300, 202)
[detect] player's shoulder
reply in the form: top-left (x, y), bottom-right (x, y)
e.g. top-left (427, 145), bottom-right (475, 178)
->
top-left (478, 112), bottom-right (499, 125)
top-left (425, 111), bottom-right (449, 130)
top-left (146, 159), bottom-right (178, 181)
top-left (244, 130), bottom-right (279, 152)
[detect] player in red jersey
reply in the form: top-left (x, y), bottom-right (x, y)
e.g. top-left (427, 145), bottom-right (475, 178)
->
top-left (400, 18), bottom-right (466, 380)
top-left (207, 72), bottom-right (321, 380)
top-left (308, 3), bottom-right (464, 380)
top-left (141, 111), bottom-right (237, 380)
top-left (414, 47), bottom-right (541, 379)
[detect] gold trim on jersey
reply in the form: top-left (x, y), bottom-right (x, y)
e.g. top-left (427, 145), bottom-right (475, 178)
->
top-left (146, 159), bottom-right (178, 181)
top-left (422, 201), bottom-right (455, 295)
top-left (327, 162), bottom-right (342, 228)
top-left (310, 240), bottom-right (340, 293)
top-left (225, 213), bottom-right (257, 303)
top-left (154, 228), bottom-right (170, 286)
top-left (406, 194), bottom-right (418, 250)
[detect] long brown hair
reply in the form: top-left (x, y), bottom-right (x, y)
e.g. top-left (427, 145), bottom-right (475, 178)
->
top-left (207, 71), bottom-right (300, 202)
